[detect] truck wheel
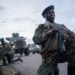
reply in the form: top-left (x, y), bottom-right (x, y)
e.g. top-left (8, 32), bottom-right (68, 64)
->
top-left (32, 51), bottom-right (35, 54)
top-left (24, 51), bottom-right (30, 56)
top-left (37, 51), bottom-right (40, 54)
top-left (20, 52), bottom-right (23, 55)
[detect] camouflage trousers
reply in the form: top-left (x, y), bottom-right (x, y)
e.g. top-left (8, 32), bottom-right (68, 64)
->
top-left (38, 52), bottom-right (59, 75)
top-left (38, 62), bottom-right (58, 75)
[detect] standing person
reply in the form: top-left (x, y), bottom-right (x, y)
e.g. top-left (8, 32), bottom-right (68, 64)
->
top-left (33, 5), bottom-right (75, 75)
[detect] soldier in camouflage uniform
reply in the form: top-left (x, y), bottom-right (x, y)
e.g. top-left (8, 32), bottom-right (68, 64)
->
top-left (33, 5), bottom-right (75, 75)
top-left (0, 38), bottom-right (14, 64)
top-left (66, 34), bottom-right (75, 75)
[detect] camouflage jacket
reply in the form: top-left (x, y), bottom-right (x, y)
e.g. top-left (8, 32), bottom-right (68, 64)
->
top-left (33, 21), bottom-right (75, 59)
top-left (2, 42), bottom-right (13, 54)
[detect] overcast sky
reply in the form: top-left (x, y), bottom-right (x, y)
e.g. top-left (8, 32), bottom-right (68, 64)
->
top-left (0, 0), bottom-right (75, 43)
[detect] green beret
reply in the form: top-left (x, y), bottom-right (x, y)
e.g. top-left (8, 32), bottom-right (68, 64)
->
top-left (42, 5), bottom-right (54, 17)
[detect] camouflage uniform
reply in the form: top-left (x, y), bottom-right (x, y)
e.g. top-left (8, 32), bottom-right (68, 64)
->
top-left (33, 4), bottom-right (75, 75)
top-left (0, 38), bottom-right (14, 64)
top-left (66, 36), bottom-right (75, 75)
top-left (3, 42), bottom-right (14, 64)
top-left (32, 21), bottom-right (62, 75)
top-left (62, 26), bottom-right (75, 75)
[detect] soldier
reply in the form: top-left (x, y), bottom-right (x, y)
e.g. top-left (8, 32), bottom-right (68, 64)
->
top-left (0, 38), bottom-right (14, 64)
top-left (33, 5), bottom-right (75, 75)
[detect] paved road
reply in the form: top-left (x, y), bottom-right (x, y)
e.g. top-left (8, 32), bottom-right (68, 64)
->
top-left (11, 53), bottom-right (68, 75)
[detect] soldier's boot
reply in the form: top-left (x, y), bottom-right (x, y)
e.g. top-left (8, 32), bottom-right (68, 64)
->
top-left (68, 65), bottom-right (75, 75)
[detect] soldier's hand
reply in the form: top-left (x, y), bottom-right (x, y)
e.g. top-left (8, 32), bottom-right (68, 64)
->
top-left (46, 29), bottom-right (58, 36)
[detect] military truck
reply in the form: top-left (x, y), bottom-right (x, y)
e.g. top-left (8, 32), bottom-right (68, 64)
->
top-left (13, 38), bottom-right (30, 56)
top-left (6, 33), bottom-right (30, 56)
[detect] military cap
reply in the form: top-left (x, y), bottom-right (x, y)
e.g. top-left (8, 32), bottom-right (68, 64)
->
top-left (42, 5), bottom-right (54, 17)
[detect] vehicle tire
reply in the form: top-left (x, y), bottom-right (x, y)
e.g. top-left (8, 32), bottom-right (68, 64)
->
top-left (20, 52), bottom-right (23, 55)
top-left (32, 51), bottom-right (35, 54)
top-left (19, 49), bottom-right (24, 55)
top-left (24, 50), bottom-right (30, 56)
top-left (37, 51), bottom-right (40, 54)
